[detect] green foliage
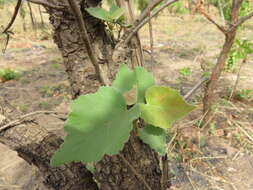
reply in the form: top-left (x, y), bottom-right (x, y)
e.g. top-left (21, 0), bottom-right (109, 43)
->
top-left (136, 0), bottom-right (149, 11)
top-left (51, 87), bottom-right (140, 165)
top-left (225, 39), bottom-right (253, 71)
top-left (138, 125), bottom-right (167, 155)
top-left (85, 4), bottom-right (124, 24)
top-left (235, 89), bottom-right (253, 101)
top-left (179, 67), bottom-right (192, 77)
top-left (19, 4), bottom-right (26, 19)
top-left (139, 86), bottom-right (195, 129)
top-left (169, 1), bottom-right (188, 14)
top-left (0, 68), bottom-right (20, 82)
top-left (51, 65), bottom-right (194, 166)
top-left (208, 0), bottom-right (253, 21)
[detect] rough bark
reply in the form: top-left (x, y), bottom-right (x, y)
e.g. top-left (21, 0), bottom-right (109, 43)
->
top-left (0, 99), bottom-right (98, 190)
top-left (1, 0), bottom-right (163, 189)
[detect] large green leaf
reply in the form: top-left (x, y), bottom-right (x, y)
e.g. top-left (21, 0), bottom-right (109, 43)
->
top-left (51, 87), bottom-right (140, 166)
top-left (139, 125), bottom-right (167, 155)
top-left (140, 86), bottom-right (195, 129)
top-left (112, 64), bottom-right (155, 104)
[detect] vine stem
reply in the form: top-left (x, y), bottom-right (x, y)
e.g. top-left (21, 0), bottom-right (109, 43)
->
top-left (67, 0), bottom-right (106, 85)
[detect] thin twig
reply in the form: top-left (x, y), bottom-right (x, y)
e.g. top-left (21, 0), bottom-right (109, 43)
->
top-left (119, 154), bottom-right (152, 190)
top-left (197, 7), bottom-right (227, 34)
top-left (148, 8), bottom-right (155, 67)
top-left (126, 0), bottom-right (144, 67)
top-left (0, 111), bottom-right (64, 132)
top-left (231, 120), bottom-right (253, 144)
top-left (67, 0), bottom-right (106, 85)
top-left (229, 58), bottom-right (246, 100)
top-left (184, 76), bottom-right (209, 100)
top-left (124, 0), bottom-right (178, 45)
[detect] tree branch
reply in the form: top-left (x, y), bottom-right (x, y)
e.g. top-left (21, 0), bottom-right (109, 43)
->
top-left (124, 0), bottom-right (178, 45)
top-left (230, 11), bottom-right (253, 31)
top-left (2, 0), bottom-right (22, 34)
top-left (198, 7), bottom-right (227, 35)
top-left (26, 0), bottom-right (67, 10)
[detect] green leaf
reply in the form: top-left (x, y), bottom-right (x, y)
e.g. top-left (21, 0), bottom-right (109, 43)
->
top-left (139, 125), bottom-right (167, 155)
top-left (112, 64), bottom-right (136, 94)
top-left (85, 7), bottom-right (112, 22)
top-left (51, 87), bottom-right (140, 166)
top-left (135, 67), bottom-right (155, 103)
top-left (112, 64), bottom-right (155, 104)
top-left (109, 4), bottom-right (124, 20)
top-left (140, 86), bottom-right (195, 129)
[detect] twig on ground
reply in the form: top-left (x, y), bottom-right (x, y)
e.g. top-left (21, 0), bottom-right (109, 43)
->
top-left (231, 120), bottom-right (253, 144)
top-left (0, 111), bottom-right (66, 132)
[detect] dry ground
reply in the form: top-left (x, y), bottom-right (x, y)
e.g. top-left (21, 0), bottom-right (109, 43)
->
top-left (1, 3), bottom-right (253, 190)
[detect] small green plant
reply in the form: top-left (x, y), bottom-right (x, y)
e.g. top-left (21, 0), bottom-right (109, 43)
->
top-left (235, 89), bottom-right (253, 101)
top-left (169, 1), bottom-right (188, 14)
top-left (50, 65), bottom-right (195, 166)
top-left (85, 4), bottom-right (125, 25)
top-left (39, 84), bottom-right (66, 97)
top-left (225, 39), bottom-right (253, 72)
top-left (0, 68), bottom-right (20, 82)
top-left (39, 101), bottom-right (51, 109)
top-left (179, 67), bottom-right (192, 77)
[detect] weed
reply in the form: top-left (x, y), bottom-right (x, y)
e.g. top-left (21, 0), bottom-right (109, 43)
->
top-left (234, 89), bottom-right (253, 101)
top-left (39, 102), bottom-right (51, 109)
top-left (225, 39), bottom-right (253, 72)
top-left (52, 63), bottom-right (61, 69)
top-left (179, 67), bottom-right (192, 77)
top-left (39, 84), bottom-right (67, 97)
top-left (50, 56), bottom-right (63, 64)
top-left (17, 104), bottom-right (28, 112)
top-left (209, 122), bottom-right (217, 135)
top-left (0, 68), bottom-right (20, 82)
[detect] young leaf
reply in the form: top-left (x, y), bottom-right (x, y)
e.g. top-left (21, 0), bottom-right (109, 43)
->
top-left (112, 64), bottom-right (155, 104)
top-left (85, 7), bottom-right (112, 22)
top-left (51, 87), bottom-right (140, 166)
top-left (109, 4), bottom-right (124, 21)
top-left (138, 125), bottom-right (167, 155)
top-left (140, 86), bottom-right (195, 129)
top-left (112, 64), bottom-right (136, 94)
top-left (135, 67), bottom-right (155, 103)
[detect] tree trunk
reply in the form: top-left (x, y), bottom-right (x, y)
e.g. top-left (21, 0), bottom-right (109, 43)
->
top-left (0, 0), bottom-right (163, 189)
